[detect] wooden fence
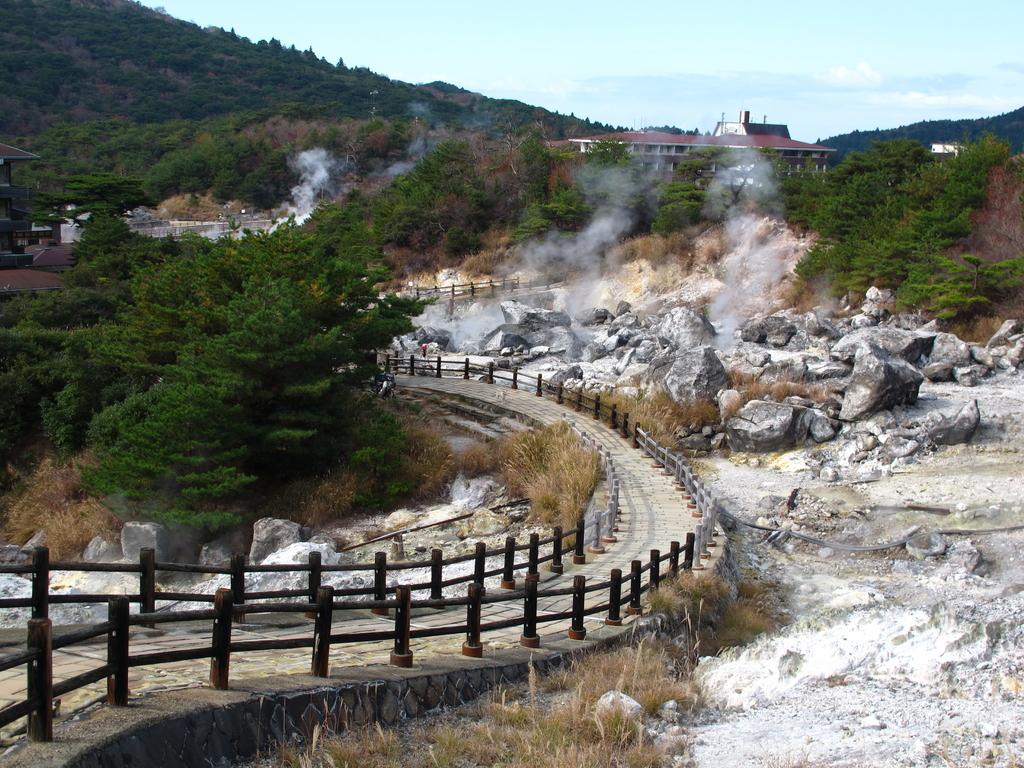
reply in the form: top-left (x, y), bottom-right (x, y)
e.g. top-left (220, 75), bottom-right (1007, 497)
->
top-left (0, 358), bottom-right (724, 743)
top-left (409, 275), bottom-right (564, 301)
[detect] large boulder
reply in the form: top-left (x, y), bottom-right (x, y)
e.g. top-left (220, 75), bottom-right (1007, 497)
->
top-left (928, 332), bottom-right (971, 367)
top-left (725, 400), bottom-right (810, 452)
top-left (839, 345), bottom-right (924, 421)
top-left (413, 326), bottom-right (452, 350)
top-left (198, 529), bottom-right (249, 566)
top-left (499, 300), bottom-right (570, 330)
top-left (926, 399), bottom-right (981, 445)
top-left (651, 346), bottom-right (727, 404)
top-left (249, 518), bottom-right (305, 564)
top-left (830, 327), bottom-right (934, 365)
top-left (548, 364), bottom-right (583, 386)
top-left (576, 307), bottom-right (612, 326)
top-left (986, 319), bottom-right (1023, 349)
top-left (595, 691), bottom-right (644, 721)
top-left (83, 536), bottom-right (123, 563)
top-left (739, 315), bottom-right (798, 347)
top-left (652, 307), bottom-right (717, 350)
top-left (121, 522), bottom-right (173, 562)
top-left (481, 325), bottom-right (531, 353)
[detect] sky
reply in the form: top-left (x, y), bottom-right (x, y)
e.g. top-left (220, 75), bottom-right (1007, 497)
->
top-left (142, 0), bottom-right (1024, 140)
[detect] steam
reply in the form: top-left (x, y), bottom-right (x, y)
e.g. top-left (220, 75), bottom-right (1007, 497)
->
top-left (705, 149), bottom-right (793, 346)
top-left (384, 134), bottom-right (430, 178)
top-left (280, 148), bottom-right (349, 226)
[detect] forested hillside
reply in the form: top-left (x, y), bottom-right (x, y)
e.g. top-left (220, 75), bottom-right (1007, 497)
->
top-left (0, 0), bottom-right (609, 137)
top-left (822, 106), bottom-right (1024, 159)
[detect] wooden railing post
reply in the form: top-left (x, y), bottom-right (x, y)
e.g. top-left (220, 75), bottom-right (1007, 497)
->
top-left (464, 357), bottom-right (470, 379)
top-left (535, 373), bottom-right (542, 397)
top-left (627, 560), bottom-right (642, 615)
top-left (551, 526), bottom-right (564, 575)
top-left (610, 404), bottom-right (618, 430)
top-left (409, 354), bottom-right (416, 376)
top-left (669, 541), bottom-right (681, 576)
top-left (26, 618), bottom-right (52, 742)
top-left (372, 551), bottom-right (388, 616)
top-left (606, 569), bottom-right (623, 626)
top-left (487, 361), bottom-right (494, 384)
top-left (557, 382), bottom-right (564, 404)
top-left (500, 536), bottom-right (516, 590)
top-left (650, 549), bottom-right (661, 591)
top-left (470, 282), bottom-right (475, 298)
top-left (311, 586), bottom-right (333, 677)
top-left (511, 368), bottom-right (518, 390)
top-left (306, 550), bottom-right (322, 619)
top-left (520, 574), bottom-right (540, 648)
top-left (430, 548), bottom-right (443, 601)
top-left (384, 354), bottom-right (391, 373)
top-left (139, 547), bottom-right (156, 624)
top-left (683, 532), bottom-right (695, 571)
top-left (436, 355), bottom-right (442, 378)
top-left (568, 576), bottom-right (586, 640)
top-left (527, 533), bottom-right (539, 578)
top-left (593, 394), bottom-right (601, 420)
top-left (575, 388), bottom-right (583, 412)
top-left (210, 588), bottom-right (232, 690)
top-left (632, 424), bottom-right (640, 449)
top-left (31, 546), bottom-right (49, 621)
top-left (572, 517), bottom-right (586, 565)
top-left (390, 586), bottom-right (413, 667)
top-left (621, 413), bottom-right (629, 439)
top-left (106, 596), bottom-right (129, 706)
top-left (230, 554), bottom-right (246, 623)
top-left (470, 541), bottom-right (487, 592)
top-left (462, 582), bottom-right (483, 657)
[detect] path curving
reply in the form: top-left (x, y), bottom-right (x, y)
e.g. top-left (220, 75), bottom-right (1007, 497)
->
top-left (0, 377), bottom-right (720, 739)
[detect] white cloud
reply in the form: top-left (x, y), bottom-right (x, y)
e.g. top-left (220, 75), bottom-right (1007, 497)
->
top-left (821, 62), bottom-right (883, 88)
top-left (864, 91), bottom-right (1020, 111)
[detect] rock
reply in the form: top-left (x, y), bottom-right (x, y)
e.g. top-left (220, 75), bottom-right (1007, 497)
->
top-left (830, 327), bottom-right (934, 364)
top-left (83, 536), bottom-right (122, 563)
top-left (615, 300), bottom-right (633, 316)
top-left (970, 345), bottom-right (996, 369)
top-left (850, 314), bottom-right (878, 328)
top-left (929, 332), bottom-right (971, 367)
top-left (927, 399), bottom-right (980, 445)
top-left (25, 530), bottom-right (47, 548)
top-left (807, 359), bottom-right (852, 381)
top-left (807, 411), bottom-right (837, 442)
top-left (456, 509), bottom-right (507, 539)
top-left (820, 466), bottom-right (839, 482)
top-left (652, 345), bottom-right (727, 404)
top-left (947, 541), bottom-right (986, 575)
top-left (726, 400), bottom-right (810, 452)
top-left (249, 518), bottom-right (305, 564)
top-left (859, 715), bottom-right (886, 730)
top-left (482, 325), bottom-right (531, 353)
top-left (740, 315), bottom-right (798, 347)
top-left (906, 532), bottom-right (947, 559)
top-left (882, 436), bottom-right (919, 460)
top-left (717, 389), bottom-right (742, 418)
top-left (413, 326), bottom-right (452, 350)
top-left (576, 307), bottom-right (612, 326)
top-left (580, 342), bottom-right (608, 363)
top-left (953, 364), bottom-right (988, 387)
top-left (499, 300), bottom-right (571, 329)
top-left (652, 307), bottom-right (717, 350)
top-left (384, 509), bottom-right (419, 531)
top-left (610, 311), bottom-right (642, 331)
top-left (0, 545), bottom-right (28, 565)
top-left (863, 285), bottom-right (893, 309)
top-left (657, 699), bottom-right (681, 723)
top-left (548, 364), bottom-right (584, 386)
top-left (614, 347), bottom-right (636, 375)
top-left (198, 529), bottom-right (248, 566)
top-left (121, 522), bottom-right (173, 562)
top-left (922, 362), bottom-right (955, 382)
top-left (839, 345), bottom-right (923, 421)
top-left (594, 691), bottom-right (643, 721)
top-left (632, 338), bottom-right (659, 364)
top-left (987, 318), bottom-right (1023, 348)
top-left (763, 356), bottom-right (809, 383)
top-left (529, 345), bottom-right (550, 358)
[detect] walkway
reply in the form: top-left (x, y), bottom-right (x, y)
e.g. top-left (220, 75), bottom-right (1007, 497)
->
top-left (0, 377), bottom-right (713, 738)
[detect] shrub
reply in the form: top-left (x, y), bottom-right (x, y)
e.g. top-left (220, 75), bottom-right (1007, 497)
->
top-left (599, 389), bottom-right (720, 445)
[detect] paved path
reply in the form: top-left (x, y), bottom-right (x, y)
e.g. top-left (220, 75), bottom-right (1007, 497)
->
top-left (0, 377), bottom-right (711, 737)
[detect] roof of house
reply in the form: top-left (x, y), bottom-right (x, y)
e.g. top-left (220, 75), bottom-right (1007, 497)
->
top-left (0, 269), bottom-right (64, 294)
top-left (568, 130), bottom-right (834, 152)
top-left (27, 243), bottom-right (75, 269)
top-left (0, 143), bottom-right (39, 161)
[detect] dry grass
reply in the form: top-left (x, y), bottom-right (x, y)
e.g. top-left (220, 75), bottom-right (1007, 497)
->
top-left (398, 421), bottom-right (455, 502)
top-left (727, 370), bottom-right (831, 409)
top-left (777, 275), bottom-right (830, 314)
top-left (610, 231), bottom-right (700, 268)
top-left (280, 641), bottom-right (695, 768)
top-left (599, 389), bottom-right (720, 445)
top-left (949, 314), bottom-right (1004, 344)
top-left (1, 455), bottom-right (120, 559)
top-left (262, 468), bottom-right (361, 528)
top-left (455, 441), bottom-right (503, 478)
top-left (499, 421), bottom-right (601, 529)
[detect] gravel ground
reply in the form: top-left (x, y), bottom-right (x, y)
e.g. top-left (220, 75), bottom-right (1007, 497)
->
top-left (687, 374), bottom-right (1024, 767)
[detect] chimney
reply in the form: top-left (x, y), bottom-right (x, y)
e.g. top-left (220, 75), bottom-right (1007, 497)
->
top-left (740, 110), bottom-right (750, 124)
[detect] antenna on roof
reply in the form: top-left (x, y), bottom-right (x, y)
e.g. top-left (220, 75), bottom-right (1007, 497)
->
top-left (763, 114), bottom-right (767, 123)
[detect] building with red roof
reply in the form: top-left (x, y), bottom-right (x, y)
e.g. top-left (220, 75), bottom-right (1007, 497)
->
top-left (0, 268), bottom-right (63, 297)
top-left (566, 111), bottom-right (835, 174)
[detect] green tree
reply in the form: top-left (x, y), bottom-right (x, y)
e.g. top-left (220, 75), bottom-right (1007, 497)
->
top-left (35, 174), bottom-right (149, 226)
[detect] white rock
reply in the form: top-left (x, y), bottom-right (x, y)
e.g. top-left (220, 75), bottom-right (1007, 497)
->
top-left (860, 715), bottom-right (885, 730)
top-left (595, 690), bottom-right (644, 721)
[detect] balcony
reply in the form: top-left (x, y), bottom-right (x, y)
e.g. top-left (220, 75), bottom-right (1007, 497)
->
top-left (0, 185), bottom-right (31, 200)
top-left (0, 219), bottom-right (37, 234)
